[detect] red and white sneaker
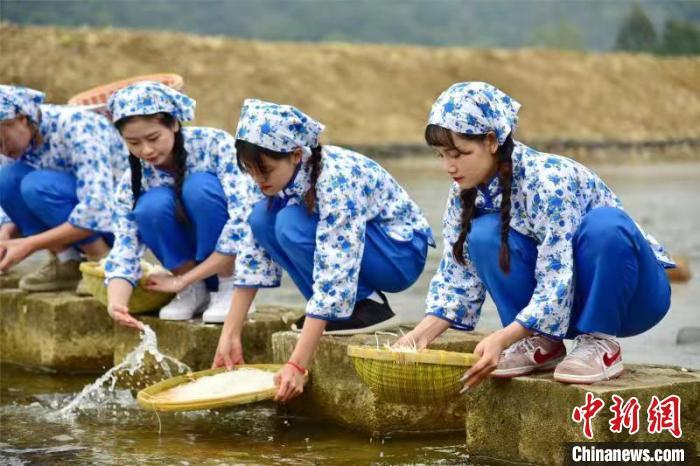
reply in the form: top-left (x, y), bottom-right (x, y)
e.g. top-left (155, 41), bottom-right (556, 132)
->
top-left (491, 335), bottom-right (567, 378)
top-left (554, 334), bottom-right (624, 384)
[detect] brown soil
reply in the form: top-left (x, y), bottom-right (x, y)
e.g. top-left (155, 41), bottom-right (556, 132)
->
top-left (1, 24), bottom-right (698, 145)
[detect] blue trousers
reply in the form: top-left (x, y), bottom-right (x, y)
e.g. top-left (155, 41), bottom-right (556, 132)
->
top-left (248, 200), bottom-right (429, 304)
top-left (133, 172), bottom-right (228, 291)
top-left (0, 162), bottom-right (111, 246)
top-left (468, 207), bottom-right (671, 339)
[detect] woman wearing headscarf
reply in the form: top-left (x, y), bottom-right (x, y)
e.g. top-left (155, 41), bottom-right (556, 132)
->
top-left (0, 85), bottom-right (127, 291)
top-left (104, 81), bottom-right (261, 327)
top-left (213, 99), bottom-right (435, 402)
top-left (397, 82), bottom-right (674, 387)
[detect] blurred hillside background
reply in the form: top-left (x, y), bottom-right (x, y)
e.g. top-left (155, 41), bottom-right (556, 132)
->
top-left (2, 0), bottom-right (699, 54)
top-left (1, 1), bottom-right (699, 147)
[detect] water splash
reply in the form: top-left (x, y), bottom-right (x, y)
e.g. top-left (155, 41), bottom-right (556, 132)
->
top-left (52, 325), bottom-right (190, 420)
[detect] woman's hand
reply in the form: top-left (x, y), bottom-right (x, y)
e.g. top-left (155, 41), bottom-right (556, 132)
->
top-left (144, 274), bottom-right (185, 293)
top-left (0, 223), bottom-right (18, 262)
top-left (394, 331), bottom-right (425, 350)
top-left (273, 363), bottom-right (306, 403)
top-left (212, 334), bottom-right (245, 369)
top-left (0, 238), bottom-right (35, 272)
top-left (107, 302), bottom-right (143, 330)
top-left (460, 322), bottom-right (534, 392)
top-left (460, 331), bottom-right (507, 391)
top-left (392, 315), bottom-right (451, 350)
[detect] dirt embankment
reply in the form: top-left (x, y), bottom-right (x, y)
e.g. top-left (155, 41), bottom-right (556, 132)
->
top-left (1, 24), bottom-right (699, 147)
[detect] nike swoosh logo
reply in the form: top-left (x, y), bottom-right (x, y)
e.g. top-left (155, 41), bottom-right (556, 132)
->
top-left (533, 347), bottom-right (560, 364)
top-left (603, 349), bottom-right (621, 367)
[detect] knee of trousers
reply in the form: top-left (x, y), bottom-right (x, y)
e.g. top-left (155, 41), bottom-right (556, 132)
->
top-left (18, 170), bottom-right (60, 210)
top-left (574, 207), bottom-right (636, 258)
top-left (466, 213), bottom-right (502, 262)
top-left (181, 172), bottom-right (222, 211)
top-left (248, 199), bottom-right (278, 243)
top-left (274, 204), bottom-right (313, 245)
top-left (0, 164), bottom-right (29, 207)
top-left (133, 187), bottom-right (178, 230)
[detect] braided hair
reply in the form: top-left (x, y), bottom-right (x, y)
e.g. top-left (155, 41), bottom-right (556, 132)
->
top-left (115, 113), bottom-right (189, 223)
top-left (425, 124), bottom-right (515, 273)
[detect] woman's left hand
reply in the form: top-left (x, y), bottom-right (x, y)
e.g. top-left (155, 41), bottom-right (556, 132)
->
top-left (0, 238), bottom-right (35, 272)
top-left (273, 364), bottom-right (306, 403)
top-left (145, 273), bottom-right (184, 293)
top-left (460, 331), bottom-right (506, 391)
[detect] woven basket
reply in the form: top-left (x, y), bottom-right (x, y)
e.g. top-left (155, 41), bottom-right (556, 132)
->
top-left (347, 345), bottom-right (478, 405)
top-left (137, 365), bottom-right (287, 412)
top-left (67, 73), bottom-right (184, 114)
top-left (79, 261), bottom-right (174, 314)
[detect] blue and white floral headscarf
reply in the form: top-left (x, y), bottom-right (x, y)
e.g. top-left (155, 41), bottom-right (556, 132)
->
top-left (0, 85), bottom-right (45, 124)
top-left (235, 99), bottom-right (325, 152)
top-left (428, 81), bottom-right (521, 145)
top-left (107, 81), bottom-right (195, 123)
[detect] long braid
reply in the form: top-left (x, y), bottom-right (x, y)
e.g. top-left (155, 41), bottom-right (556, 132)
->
top-left (171, 128), bottom-right (189, 224)
top-left (303, 145), bottom-right (323, 213)
top-left (452, 188), bottom-right (478, 265)
top-left (128, 154), bottom-right (143, 209)
top-left (117, 113), bottom-right (188, 220)
top-left (497, 134), bottom-right (515, 274)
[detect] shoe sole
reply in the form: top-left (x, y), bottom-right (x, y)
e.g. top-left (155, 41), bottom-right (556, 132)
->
top-left (491, 355), bottom-right (566, 378)
top-left (292, 315), bottom-right (402, 336)
top-left (19, 280), bottom-right (80, 292)
top-left (553, 362), bottom-right (625, 384)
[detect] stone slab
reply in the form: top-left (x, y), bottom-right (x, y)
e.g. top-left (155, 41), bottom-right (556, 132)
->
top-left (0, 289), bottom-right (113, 373)
top-left (272, 329), bottom-right (488, 436)
top-left (464, 365), bottom-right (700, 465)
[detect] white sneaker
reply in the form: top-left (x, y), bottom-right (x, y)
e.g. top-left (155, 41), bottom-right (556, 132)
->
top-left (159, 281), bottom-right (210, 321)
top-left (201, 277), bottom-right (256, 324)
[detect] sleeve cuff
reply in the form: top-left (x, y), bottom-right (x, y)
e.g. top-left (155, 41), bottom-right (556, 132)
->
top-left (233, 283), bottom-right (280, 289)
top-left (425, 311), bottom-right (475, 331)
top-left (514, 317), bottom-right (565, 341)
top-left (105, 276), bottom-right (137, 288)
top-left (214, 246), bottom-right (238, 257)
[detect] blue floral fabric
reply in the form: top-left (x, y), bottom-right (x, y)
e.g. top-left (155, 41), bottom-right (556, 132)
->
top-left (235, 144), bottom-right (436, 319)
top-left (0, 85), bottom-right (45, 124)
top-left (108, 81), bottom-right (195, 123)
top-left (428, 81), bottom-right (520, 145)
top-left (0, 104), bottom-right (128, 230)
top-left (426, 142), bottom-right (675, 337)
top-left (104, 127), bottom-right (265, 285)
top-left (235, 99), bottom-right (325, 152)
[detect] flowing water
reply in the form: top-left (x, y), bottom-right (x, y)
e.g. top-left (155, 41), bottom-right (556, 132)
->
top-left (1, 160), bottom-right (699, 465)
top-left (53, 326), bottom-right (190, 421)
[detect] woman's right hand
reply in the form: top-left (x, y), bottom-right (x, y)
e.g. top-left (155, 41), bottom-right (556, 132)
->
top-left (393, 316), bottom-right (452, 350)
top-left (394, 331), bottom-right (425, 349)
top-left (107, 302), bottom-right (143, 330)
top-left (212, 334), bottom-right (245, 370)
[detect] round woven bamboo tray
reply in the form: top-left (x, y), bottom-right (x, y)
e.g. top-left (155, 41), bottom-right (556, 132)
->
top-left (347, 345), bottom-right (478, 405)
top-left (67, 73), bottom-right (184, 114)
top-left (79, 261), bottom-right (174, 314)
top-left (137, 365), bottom-right (289, 412)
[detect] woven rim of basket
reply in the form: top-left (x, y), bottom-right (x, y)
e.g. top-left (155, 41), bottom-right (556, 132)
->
top-left (136, 364), bottom-right (292, 412)
top-left (347, 345), bottom-right (478, 367)
top-left (79, 261), bottom-right (169, 289)
top-left (67, 73), bottom-right (184, 105)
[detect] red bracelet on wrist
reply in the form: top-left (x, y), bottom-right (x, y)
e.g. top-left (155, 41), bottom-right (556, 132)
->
top-left (286, 360), bottom-right (307, 375)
